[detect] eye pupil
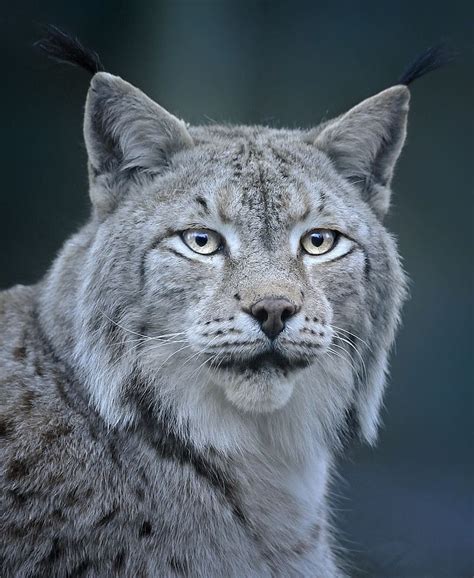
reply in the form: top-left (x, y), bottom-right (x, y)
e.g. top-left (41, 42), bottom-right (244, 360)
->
top-left (195, 234), bottom-right (208, 247)
top-left (311, 233), bottom-right (324, 247)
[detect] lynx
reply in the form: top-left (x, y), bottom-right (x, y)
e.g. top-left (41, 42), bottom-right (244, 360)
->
top-left (0, 28), bottom-right (447, 577)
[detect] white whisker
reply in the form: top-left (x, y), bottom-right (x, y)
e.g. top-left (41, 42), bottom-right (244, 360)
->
top-left (328, 344), bottom-right (359, 377)
top-left (98, 310), bottom-right (150, 339)
top-left (107, 338), bottom-right (188, 370)
top-left (98, 309), bottom-right (186, 342)
top-left (154, 343), bottom-right (194, 373)
top-left (181, 335), bottom-right (221, 367)
top-left (333, 332), bottom-right (368, 380)
top-left (331, 324), bottom-right (370, 350)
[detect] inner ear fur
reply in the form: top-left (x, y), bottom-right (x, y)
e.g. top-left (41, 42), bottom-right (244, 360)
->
top-left (84, 72), bottom-right (193, 214)
top-left (311, 85), bottom-right (410, 218)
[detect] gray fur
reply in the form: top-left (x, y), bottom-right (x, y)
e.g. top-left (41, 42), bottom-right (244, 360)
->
top-left (1, 72), bottom-right (409, 577)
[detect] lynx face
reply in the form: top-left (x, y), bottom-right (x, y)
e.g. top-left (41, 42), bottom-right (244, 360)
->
top-left (131, 132), bottom-right (390, 415)
top-left (42, 73), bottom-right (407, 447)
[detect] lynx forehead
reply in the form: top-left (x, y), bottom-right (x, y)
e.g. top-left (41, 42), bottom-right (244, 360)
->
top-left (1, 28), bottom-right (445, 577)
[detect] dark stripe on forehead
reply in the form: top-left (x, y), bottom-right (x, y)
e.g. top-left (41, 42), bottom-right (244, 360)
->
top-left (299, 206), bottom-right (311, 221)
top-left (217, 196), bottom-right (232, 223)
top-left (214, 141), bottom-right (252, 223)
top-left (258, 162), bottom-right (273, 244)
top-left (235, 142), bottom-right (264, 211)
top-left (318, 188), bottom-right (327, 205)
top-left (270, 145), bottom-right (309, 170)
top-left (268, 145), bottom-right (291, 179)
top-left (226, 140), bottom-right (315, 233)
top-left (195, 196), bottom-right (209, 213)
top-left (232, 141), bottom-right (249, 179)
top-left (268, 144), bottom-right (317, 221)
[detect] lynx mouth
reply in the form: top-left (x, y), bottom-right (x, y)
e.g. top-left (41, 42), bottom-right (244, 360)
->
top-left (217, 350), bottom-right (311, 373)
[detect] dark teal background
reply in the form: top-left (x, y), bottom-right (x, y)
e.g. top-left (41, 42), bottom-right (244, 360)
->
top-left (1, 1), bottom-right (472, 576)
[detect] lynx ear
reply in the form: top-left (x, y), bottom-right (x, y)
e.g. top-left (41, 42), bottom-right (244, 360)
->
top-left (84, 72), bottom-right (193, 212)
top-left (312, 86), bottom-right (410, 218)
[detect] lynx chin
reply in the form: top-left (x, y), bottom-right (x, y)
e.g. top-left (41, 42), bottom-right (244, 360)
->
top-left (1, 28), bottom-right (446, 577)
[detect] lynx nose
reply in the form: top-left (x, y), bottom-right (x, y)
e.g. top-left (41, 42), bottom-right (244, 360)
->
top-left (249, 297), bottom-right (297, 340)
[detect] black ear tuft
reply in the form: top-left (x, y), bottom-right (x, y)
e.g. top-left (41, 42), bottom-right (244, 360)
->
top-left (397, 43), bottom-right (456, 86)
top-left (34, 24), bottom-right (105, 75)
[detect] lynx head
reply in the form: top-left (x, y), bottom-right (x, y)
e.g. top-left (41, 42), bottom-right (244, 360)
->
top-left (38, 31), bottom-right (444, 453)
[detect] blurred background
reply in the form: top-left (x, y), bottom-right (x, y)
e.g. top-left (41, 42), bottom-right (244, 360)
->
top-left (0, 1), bottom-right (472, 576)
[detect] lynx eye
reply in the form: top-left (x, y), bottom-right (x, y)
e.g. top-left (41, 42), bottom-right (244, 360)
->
top-left (181, 229), bottom-right (223, 255)
top-left (301, 229), bottom-right (338, 255)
